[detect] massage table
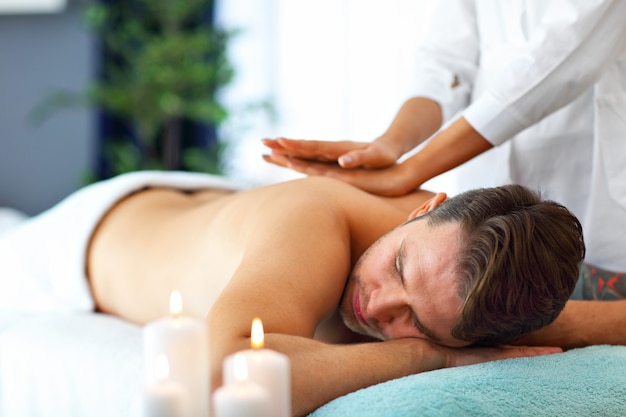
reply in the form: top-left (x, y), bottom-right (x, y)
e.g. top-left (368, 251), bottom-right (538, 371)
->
top-left (1, 174), bottom-right (625, 417)
top-left (3, 308), bottom-right (625, 416)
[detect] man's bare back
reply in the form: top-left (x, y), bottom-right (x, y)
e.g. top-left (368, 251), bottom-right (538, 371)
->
top-left (88, 177), bottom-right (433, 325)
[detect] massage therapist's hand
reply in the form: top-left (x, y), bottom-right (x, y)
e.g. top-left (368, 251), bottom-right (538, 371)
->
top-left (262, 97), bottom-right (443, 172)
top-left (262, 145), bottom-right (420, 197)
top-left (263, 113), bottom-right (493, 198)
top-left (261, 137), bottom-right (401, 169)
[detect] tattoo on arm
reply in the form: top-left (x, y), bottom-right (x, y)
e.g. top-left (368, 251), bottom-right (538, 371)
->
top-left (580, 262), bottom-right (626, 300)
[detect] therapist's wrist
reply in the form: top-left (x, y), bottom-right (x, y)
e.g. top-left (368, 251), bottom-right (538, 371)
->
top-left (395, 153), bottom-right (433, 191)
top-left (373, 133), bottom-right (410, 161)
top-left (406, 117), bottom-right (493, 185)
top-left (377, 97), bottom-right (443, 158)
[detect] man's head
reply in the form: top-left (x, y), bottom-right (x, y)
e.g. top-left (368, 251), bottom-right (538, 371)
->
top-left (339, 184), bottom-right (585, 347)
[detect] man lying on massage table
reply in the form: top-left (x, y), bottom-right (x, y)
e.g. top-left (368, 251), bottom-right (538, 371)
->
top-left (86, 174), bottom-right (584, 416)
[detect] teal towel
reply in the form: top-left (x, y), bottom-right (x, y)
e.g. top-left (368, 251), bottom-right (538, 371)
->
top-left (310, 345), bottom-right (626, 416)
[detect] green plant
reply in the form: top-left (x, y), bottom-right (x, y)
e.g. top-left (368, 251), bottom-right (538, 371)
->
top-left (34, 0), bottom-right (234, 178)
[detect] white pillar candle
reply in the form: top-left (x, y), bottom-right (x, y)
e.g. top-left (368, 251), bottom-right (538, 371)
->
top-left (142, 355), bottom-right (187, 417)
top-left (223, 318), bottom-right (291, 417)
top-left (213, 353), bottom-right (272, 417)
top-left (144, 290), bottom-right (210, 417)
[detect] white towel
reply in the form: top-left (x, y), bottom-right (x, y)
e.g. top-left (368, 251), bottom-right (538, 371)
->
top-left (0, 171), bottom-right (243, 313)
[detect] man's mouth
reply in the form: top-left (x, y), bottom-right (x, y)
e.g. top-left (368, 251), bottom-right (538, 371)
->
top-left (353, 292), bottom-right (368, 327)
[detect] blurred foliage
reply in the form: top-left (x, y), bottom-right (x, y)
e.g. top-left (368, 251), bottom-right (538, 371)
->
top-left (33, 0), bottom-right (235, 179)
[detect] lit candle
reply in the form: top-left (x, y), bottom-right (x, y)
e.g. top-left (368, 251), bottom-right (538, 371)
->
top-left (142, 355), bottom-right (187, 417)
top-left (213, 353), bottom-right (272, 417)
top-left (143, 290), bottom-right (210, 417)
top-left (223, 318), bottom-right (291, 417)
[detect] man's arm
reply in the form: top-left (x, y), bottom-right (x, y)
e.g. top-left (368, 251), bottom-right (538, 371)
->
top-left (515, 299), bottom-right (626, 349)
top-left (215, 328), bottom-right (560, 417)
top-left (516, 263), bottom-right (626, 349)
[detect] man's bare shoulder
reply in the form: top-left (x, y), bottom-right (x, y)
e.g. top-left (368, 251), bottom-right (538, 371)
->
top-left (207, 179), bottom-right (416, 331)
top-left (226, 176), bottom-right (435, 220)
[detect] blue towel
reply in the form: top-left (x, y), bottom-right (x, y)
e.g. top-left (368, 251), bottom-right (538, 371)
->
top-left (309, 345), bottom-right (626, 416)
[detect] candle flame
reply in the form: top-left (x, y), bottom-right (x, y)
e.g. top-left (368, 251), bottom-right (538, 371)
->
top-left (154, 354), bottom-right (170, 382)
top-left (169, 290), bottom-right (183, 317)
top-left (233, 353), bottom-right (248, 382)
top-left (251, 317), bottom-right (264, 349)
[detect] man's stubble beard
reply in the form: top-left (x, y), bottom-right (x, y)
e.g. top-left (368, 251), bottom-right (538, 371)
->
top-left (339, 266), bottom-right (372, 338)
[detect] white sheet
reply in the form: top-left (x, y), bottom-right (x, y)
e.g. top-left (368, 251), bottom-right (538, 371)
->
top-left (0, 313), bottom-right (143, 417)
top-left (0, 171), bottom-right (243, 313)
top-left (0, 171), bottom-right (244, 417)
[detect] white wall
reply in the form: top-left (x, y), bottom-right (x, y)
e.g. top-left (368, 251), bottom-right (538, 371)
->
top-left (216, 0), bottom-right (451, 191)
top-left (0, 1), bottom-right (446, 215)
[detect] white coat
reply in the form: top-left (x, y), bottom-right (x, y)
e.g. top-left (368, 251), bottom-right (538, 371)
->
top-left (412, 0), bottom-right (626, 271)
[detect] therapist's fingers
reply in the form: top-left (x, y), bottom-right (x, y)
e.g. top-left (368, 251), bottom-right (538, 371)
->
top-left (263, 151), bottom-right (417, 197)
top-left (262, 138), bottom-right (398, 170)
top-left (338, 143), bottom-right (399, 169)
top-left (262, 138), bottom-right (369, 163)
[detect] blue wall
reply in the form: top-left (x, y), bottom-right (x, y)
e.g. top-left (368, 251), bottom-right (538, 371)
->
top-left (0, 1), bottom-right (94, 215)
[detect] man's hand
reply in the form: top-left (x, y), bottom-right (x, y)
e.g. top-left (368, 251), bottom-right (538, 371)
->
top-left (442, 344), bottom-right (563, 368)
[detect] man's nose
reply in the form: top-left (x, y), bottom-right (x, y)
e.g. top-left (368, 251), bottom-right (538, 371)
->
top-left (366, 287), bottom-right (406, 326)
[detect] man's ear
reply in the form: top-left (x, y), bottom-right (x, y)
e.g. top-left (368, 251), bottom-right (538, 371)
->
top-left (408, 193), bottom-right (447, 220)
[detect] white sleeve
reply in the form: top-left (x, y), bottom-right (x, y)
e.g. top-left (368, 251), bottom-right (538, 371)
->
top-left (410, 0), bottom-right (479, 122)
top-left (463, 0), bottom-right (626, 146)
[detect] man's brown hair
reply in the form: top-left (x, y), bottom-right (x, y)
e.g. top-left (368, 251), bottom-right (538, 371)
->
top-left (424, 184), bottom-right (585, 345)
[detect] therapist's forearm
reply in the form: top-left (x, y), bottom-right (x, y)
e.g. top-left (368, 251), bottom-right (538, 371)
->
top-left (376, 97), bottom-right (444, 157)
top-left (399, 116), bottom-right (493, 187)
